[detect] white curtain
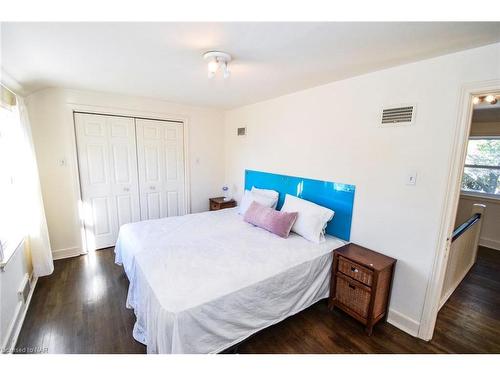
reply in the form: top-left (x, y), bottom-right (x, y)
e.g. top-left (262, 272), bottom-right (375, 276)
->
top-left (16, 97), bottom-right (54, 277)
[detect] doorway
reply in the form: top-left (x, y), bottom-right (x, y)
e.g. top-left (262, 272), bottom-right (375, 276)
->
top-left (440, 94), bottom-right (500, 308)
top-left (419, 84), bottom-right (500, 341)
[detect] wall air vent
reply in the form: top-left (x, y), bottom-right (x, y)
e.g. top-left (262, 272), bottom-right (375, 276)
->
top-left (237, 127), bottom-right (247, 136)
top-left (381, 105), bottom-right (416, 126)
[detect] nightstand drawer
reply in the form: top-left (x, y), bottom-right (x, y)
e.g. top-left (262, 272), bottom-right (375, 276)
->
top-left (209, 197), bottom-right (237, 211)
top-left (335, 273), bottom-right (371, 318)
top-left (338, 256), bottom-right (373, 286)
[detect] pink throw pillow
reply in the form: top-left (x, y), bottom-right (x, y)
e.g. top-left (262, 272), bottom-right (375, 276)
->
top-left (243, 201), bottom-right (298, 238)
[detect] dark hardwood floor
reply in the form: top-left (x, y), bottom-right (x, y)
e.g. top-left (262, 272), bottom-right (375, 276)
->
top-left (16, 249), bottom-right (145, 354)
top-left (15, 246), bottom-right (500, 354)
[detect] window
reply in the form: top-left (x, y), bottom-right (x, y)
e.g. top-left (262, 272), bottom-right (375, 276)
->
top-left (0, 86), bottom-right (23, 263)
top-left (461, 137), bottom-right (500, 197)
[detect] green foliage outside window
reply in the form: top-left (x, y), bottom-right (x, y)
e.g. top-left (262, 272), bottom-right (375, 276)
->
top-left (461, 139), bottom-right (500, 195)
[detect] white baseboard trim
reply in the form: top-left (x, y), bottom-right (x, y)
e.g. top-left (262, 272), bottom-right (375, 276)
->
top-left (479, 237), bottom-right (500, 251)
top-left (2, 276), bottom-right (38, 354)
top-left (386, 308), bottom-right (420, 337)
top-left (52, 247), bottom-right (83, 260)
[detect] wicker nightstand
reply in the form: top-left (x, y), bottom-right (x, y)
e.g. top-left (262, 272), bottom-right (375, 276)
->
top-left (209, 197), bottom-right (237, 211)
top-left (328, 243), bottom-right (396, 335)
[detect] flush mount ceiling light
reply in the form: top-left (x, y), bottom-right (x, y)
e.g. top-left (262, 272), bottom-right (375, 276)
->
top-left (203, 51), bottom-right (232, 79)
top-left (473, 94), bottom-right (499, 105)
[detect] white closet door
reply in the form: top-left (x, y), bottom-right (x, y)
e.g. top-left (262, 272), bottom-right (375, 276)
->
top-left (75, 113), bottom-right (140, 250)
top-left (136, 118), bottom-right (185, 220)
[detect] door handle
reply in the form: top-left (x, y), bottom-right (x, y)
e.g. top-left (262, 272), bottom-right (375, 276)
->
top-left (149, 186), bottom-right (156, 190)
top-left (123, 187), bottom-right (130, 192)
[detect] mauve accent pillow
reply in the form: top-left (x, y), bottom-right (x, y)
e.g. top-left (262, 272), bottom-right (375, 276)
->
top-left (243, 201), bottom-right (298, 238)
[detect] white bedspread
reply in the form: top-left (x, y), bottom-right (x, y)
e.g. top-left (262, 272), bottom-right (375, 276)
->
top-left (115, 207), bottom-right (345, 353)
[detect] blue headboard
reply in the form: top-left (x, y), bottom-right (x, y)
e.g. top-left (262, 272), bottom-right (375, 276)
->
top-left (244, 169), bottom-right (355, 241)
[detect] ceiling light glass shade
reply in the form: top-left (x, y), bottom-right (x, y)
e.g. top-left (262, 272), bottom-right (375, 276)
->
top-left (485, 94), bottom-right (497, 104)
top-left (203, 51), bottom-right (232, 79)
top-left (222, 63), bottom-right (230, 79)
top-left (472, 96), bottom-right (481, 105)
top-left (207, 59), bottom-right (219, 74)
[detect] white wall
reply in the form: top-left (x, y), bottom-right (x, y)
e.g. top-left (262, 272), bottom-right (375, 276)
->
top-left (0, 240), bottom-right (32, 352)
top-left (224, 43), bottom-right (500, 336)
top-left (456, 195), bottom-right (500, 251)
top-left (469, 121), bottom-right (500, 136)
top-left (26, 88), bottom-right (225, 258)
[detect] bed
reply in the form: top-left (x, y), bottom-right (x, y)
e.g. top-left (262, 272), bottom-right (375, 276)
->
top-left (115, 170), bottom-right (356, 354)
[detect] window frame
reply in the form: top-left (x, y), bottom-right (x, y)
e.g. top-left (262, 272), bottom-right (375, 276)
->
top-left (460, 135), bottom-right (500, 200)
top-left (0, 97), bottom-right (25, 267)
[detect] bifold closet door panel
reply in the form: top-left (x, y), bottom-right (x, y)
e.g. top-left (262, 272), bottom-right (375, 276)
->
top-left (135, 118), bottom-right (186, 221)
top-left (75, 113), bottom-right (141, 250)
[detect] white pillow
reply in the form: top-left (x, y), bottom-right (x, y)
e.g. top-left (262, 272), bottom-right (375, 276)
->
top-left (238, 190), bottom-right (278, 215)
top-left (280, 194), bottom-right (334, 243)
top-left (251, 187), bottom-right (279, 208)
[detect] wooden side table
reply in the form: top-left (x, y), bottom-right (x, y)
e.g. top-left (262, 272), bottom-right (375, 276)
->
top-left (209, 197), bottom-right (237, 211)
top-left (328, 243), bottom-right (396, 335)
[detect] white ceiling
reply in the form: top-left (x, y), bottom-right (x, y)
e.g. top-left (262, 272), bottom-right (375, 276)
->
top-left (2, 22), bottom-right (500, 109)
